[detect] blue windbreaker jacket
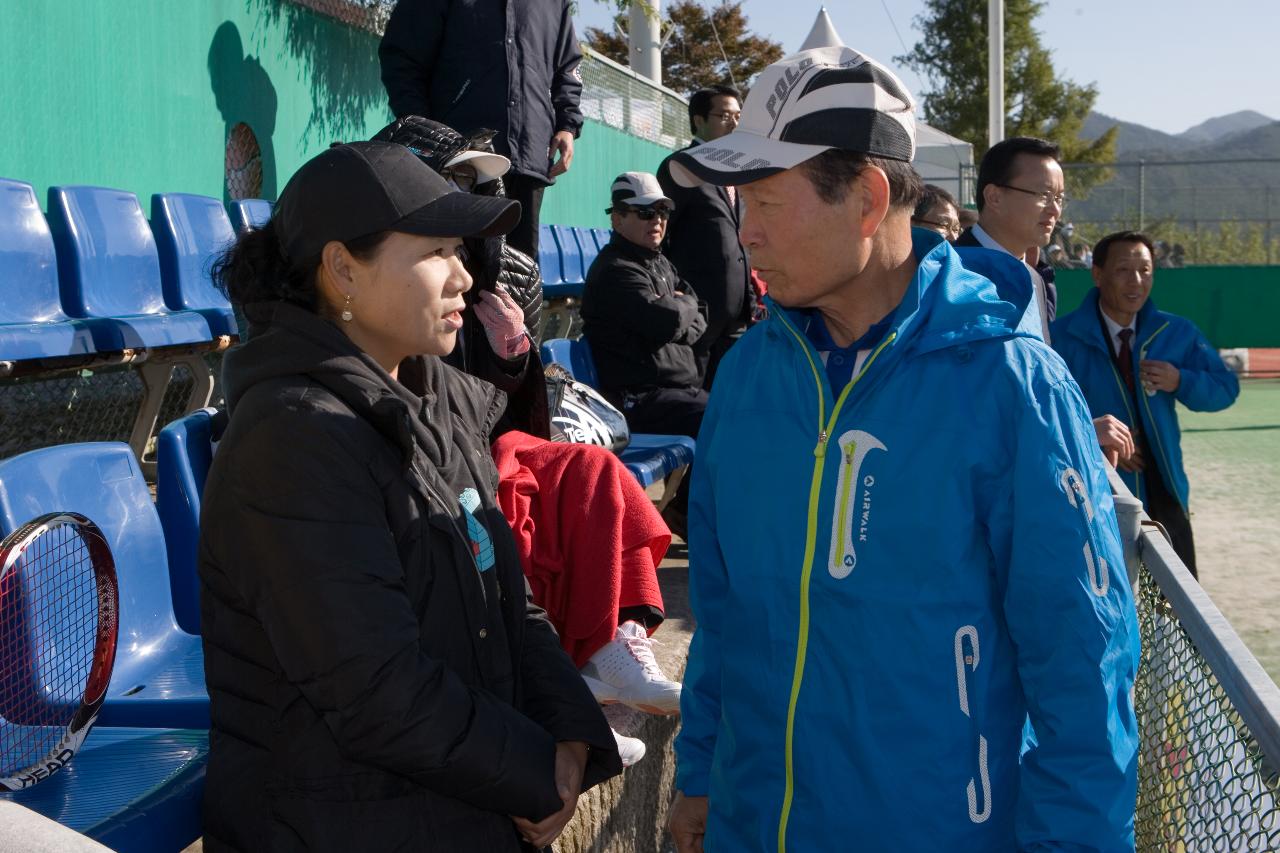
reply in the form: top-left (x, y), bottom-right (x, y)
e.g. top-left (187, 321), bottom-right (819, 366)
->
top-left (677, 231), bottom-right (1140, 852)
top-left (1050, 289), bottom-right (1239, 510)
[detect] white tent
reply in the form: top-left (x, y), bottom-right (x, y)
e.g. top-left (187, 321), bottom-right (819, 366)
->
top-left (797, 8), bottom-right (975, 204)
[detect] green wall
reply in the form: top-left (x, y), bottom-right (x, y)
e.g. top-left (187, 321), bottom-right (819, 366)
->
top-left (1054, 267), bottom-right (1280, 349)
top-left (1, 0), bottom-right (391, 208)
top-left (540, 120), bottom-right (677, 229)
top-left (0, 0), bottom-right (674, 228)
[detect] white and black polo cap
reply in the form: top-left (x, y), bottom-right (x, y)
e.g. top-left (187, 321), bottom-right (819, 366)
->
top-left (609, 172), bottom-right (674, 210)
top-left (669, 45), bottom-right (916, 188)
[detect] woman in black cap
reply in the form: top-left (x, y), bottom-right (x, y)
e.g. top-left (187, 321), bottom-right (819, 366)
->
top-left (374, 115), bottom-right (551, 439)
top-left (198, 141), bottom-right (619, 852)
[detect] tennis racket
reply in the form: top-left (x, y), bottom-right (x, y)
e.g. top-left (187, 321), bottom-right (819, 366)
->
top-left (0, 513), bottom-right (118, 791)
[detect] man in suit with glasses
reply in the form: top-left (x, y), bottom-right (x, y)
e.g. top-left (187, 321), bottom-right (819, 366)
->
top-left (658, 85), bottom-right (757, 389)
top-left (957, 137), bottom-right (1136, 472)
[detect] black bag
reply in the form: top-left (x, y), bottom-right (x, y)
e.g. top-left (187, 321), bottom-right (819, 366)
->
top-left (544, 363), bottom-right (630, 452)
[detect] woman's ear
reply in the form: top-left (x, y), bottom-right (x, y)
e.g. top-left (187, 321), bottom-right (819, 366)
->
top-left (315, 240), bottom-right (357, 317)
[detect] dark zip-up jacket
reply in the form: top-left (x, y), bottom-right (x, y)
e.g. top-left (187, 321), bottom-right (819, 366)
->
top-left (199, 301), bottom-right (619, 852)
top-left (379, 0), bottom-right (584, 183)
top-left (581, 233), bottom-right (708, 394)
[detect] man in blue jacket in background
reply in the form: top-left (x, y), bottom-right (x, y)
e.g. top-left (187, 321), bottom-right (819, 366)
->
top-left (664, 46), bottom-right (1140, 852)
top-left (1051, 231), bottom-right (1239, 576)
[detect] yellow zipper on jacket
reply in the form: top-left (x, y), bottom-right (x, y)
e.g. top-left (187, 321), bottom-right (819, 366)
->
top-left (772, 311), bottom-right (896, 852)
top-left (1136, 322), bottom-right (1187, 517)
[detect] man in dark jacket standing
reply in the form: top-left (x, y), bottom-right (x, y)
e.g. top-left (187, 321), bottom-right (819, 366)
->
top-left (379, 0), bottom-right (583, 259)
top-left (657, 84), bottom-right (755, 389)
top-left (582, 172), bottom-right (708, 536)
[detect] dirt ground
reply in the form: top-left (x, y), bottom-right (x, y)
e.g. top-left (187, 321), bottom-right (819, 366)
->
top-left (1179, 378), bottom-right (1280, 681)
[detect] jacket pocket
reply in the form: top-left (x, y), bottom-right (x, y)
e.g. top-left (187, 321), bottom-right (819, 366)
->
top-left (954, 625), bottom-right (991, 824)
top-left (827, 429), bottom-right (887, 579)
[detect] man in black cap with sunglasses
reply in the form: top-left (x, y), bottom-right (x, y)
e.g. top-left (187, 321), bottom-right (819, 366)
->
top-left (581, 172), bottom-right (708, 537)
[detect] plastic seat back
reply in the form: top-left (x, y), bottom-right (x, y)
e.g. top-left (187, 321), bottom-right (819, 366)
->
top-left (156, 408), bottom-right (227, 635)
top-left (591, 227), bottom-right (611, 252)
top-left (151, 193), bottom-right (236, 319)
top-left (0, 444), bottom-right (194, 695)
top-left (540, 337), bottom-right (600, 388)
top-left (227, 198), bottom-right (272, 234)
top-left (537, 224), bottom-right (566, 286)
top-left (550, 224), bottom-right (586, 284)
top-left (46, 186), bottom-right (173, 320)
top-left (0, 179), bottom-right (67, 326)
top-left (571, 226), bottom-right (599, 277)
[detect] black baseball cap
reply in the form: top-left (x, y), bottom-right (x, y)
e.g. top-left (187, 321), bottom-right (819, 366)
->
top-left (273, 141), bottom-right (521, 264)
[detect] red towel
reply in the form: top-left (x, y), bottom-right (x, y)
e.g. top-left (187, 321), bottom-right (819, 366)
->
top-left (492, 431), bottom-right (670, 667)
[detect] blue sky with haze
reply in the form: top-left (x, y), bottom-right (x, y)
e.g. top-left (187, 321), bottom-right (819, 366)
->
top-left (573, 0), bottom-right (1279, 135)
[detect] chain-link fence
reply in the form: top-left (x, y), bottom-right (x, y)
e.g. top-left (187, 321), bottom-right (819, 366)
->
top-left (1061, 159), bottom-right (1280, 266)
top-left (0, 357), bottom-right (221, 465)
top-left (281, 0), bottom-right (392, 35)
top-left (1133, 523), bottom-right (1280, 848)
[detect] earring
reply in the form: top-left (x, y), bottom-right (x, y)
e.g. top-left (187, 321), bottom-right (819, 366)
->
top-left (340, 293), bottom-right (353, 323)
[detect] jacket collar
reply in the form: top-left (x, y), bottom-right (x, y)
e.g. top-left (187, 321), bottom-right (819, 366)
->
top-left (1061, 288), bottom-right (1163, 353)
top-left (767, 227), bottom-right (1039, 369)
top-left (225, 301), bottom-right (502, 470)
top-left (608, 230), bottom-right (663, 261)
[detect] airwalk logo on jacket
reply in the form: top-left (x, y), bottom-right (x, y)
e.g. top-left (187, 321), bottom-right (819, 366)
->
top-left (459, 488), bottom-right (495, 572)
top-left (828, 429), bottom-right (887, 579)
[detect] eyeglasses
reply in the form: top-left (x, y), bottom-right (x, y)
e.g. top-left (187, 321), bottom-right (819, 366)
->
top-left (708, 111), bottom-right (741, 125)
top-left (442, 163), bottom-right (479, 193)
top-left (913, 217), bottom-right (961, 238)
top-left (613, 205), bottom-right (671, 221)
top-left (997, 184), bottom-right (1068, 209)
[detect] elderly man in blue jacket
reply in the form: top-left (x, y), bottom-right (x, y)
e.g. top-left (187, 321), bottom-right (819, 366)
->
top-left (1051, 231), bottom-right (1239, 576)
top-left (663, 46), bottom-right (1140, 852)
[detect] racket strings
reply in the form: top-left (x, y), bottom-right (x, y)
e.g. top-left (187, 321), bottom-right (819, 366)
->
top-left (0, 524), bottom-right (100, 777)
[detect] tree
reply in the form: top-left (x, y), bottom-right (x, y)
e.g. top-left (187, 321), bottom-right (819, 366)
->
top-left (585, 0), bottom-right (783, 98)
top-left (898, 0), bottom-right (1116, 194)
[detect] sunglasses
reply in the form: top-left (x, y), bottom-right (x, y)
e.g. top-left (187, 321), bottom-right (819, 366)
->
top-left (442, 163), bottom-right (479, 193)
top-left (611, 204), bottom-right (671, 221)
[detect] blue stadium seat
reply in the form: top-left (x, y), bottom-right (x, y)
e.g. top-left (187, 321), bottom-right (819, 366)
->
top-left (547, 224), bottom-right (585, 299)
top-left (539, 337), bottom-right (695, 497)
top-left (0, 727), bottom-right (207, 852)
top-left (0, 443), bottom-right (208, 729)
top-left (0, 179), bottom-right (96, 363)
top-left (591, 227), bottom-right (611, 252)
top-left (537, 223), bottom-right (568, 291)
top-left (156, 408), bottom-right (227, 635)
top-left (541, 337), bottom-right (599, 387)
top-left (151, 194), bottom-right (238, 338)
top-left (227, 198), bottom-right (272, 234)
top-left (46, 186), bottom-right (213, 352)
top-left (571, 226), bottom-right (600, 279)
top-left (620, 433), bottom-right (696, 488)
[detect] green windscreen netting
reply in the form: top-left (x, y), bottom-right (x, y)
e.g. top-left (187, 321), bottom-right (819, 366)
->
top-left (1134, 563), bottom-right (1280, 850)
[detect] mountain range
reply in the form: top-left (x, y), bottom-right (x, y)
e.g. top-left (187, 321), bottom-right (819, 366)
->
top-left (1068, 110), bottom-right (1279, 225)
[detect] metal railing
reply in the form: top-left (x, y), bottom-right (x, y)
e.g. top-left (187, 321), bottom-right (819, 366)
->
top-left (1110, 470), bottom-right (1280, 847)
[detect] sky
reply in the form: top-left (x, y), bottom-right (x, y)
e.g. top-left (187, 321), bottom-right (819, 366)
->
top-left (571, 0), bottom-right (1280, 135)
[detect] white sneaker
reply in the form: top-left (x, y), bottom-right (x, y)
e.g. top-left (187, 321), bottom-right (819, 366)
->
top-left (580, 621), bottom-right (682, 715)
top-left (613, 729), bottom-right (647, 768)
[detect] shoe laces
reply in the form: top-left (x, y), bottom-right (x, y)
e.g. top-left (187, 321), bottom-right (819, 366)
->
top-left (621, 632), bottom-right (665, 680)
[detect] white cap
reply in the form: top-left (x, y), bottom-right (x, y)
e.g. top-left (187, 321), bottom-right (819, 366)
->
top-left (443, 149), bottom-right (511, 185)
top-left (609, 171), bottom-right (674, 209)
top-left (669, 45), bottom-right (916, 188)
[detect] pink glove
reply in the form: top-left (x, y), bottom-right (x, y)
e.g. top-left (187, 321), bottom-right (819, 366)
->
top-left (472, 288), bottom-right (531, 359)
